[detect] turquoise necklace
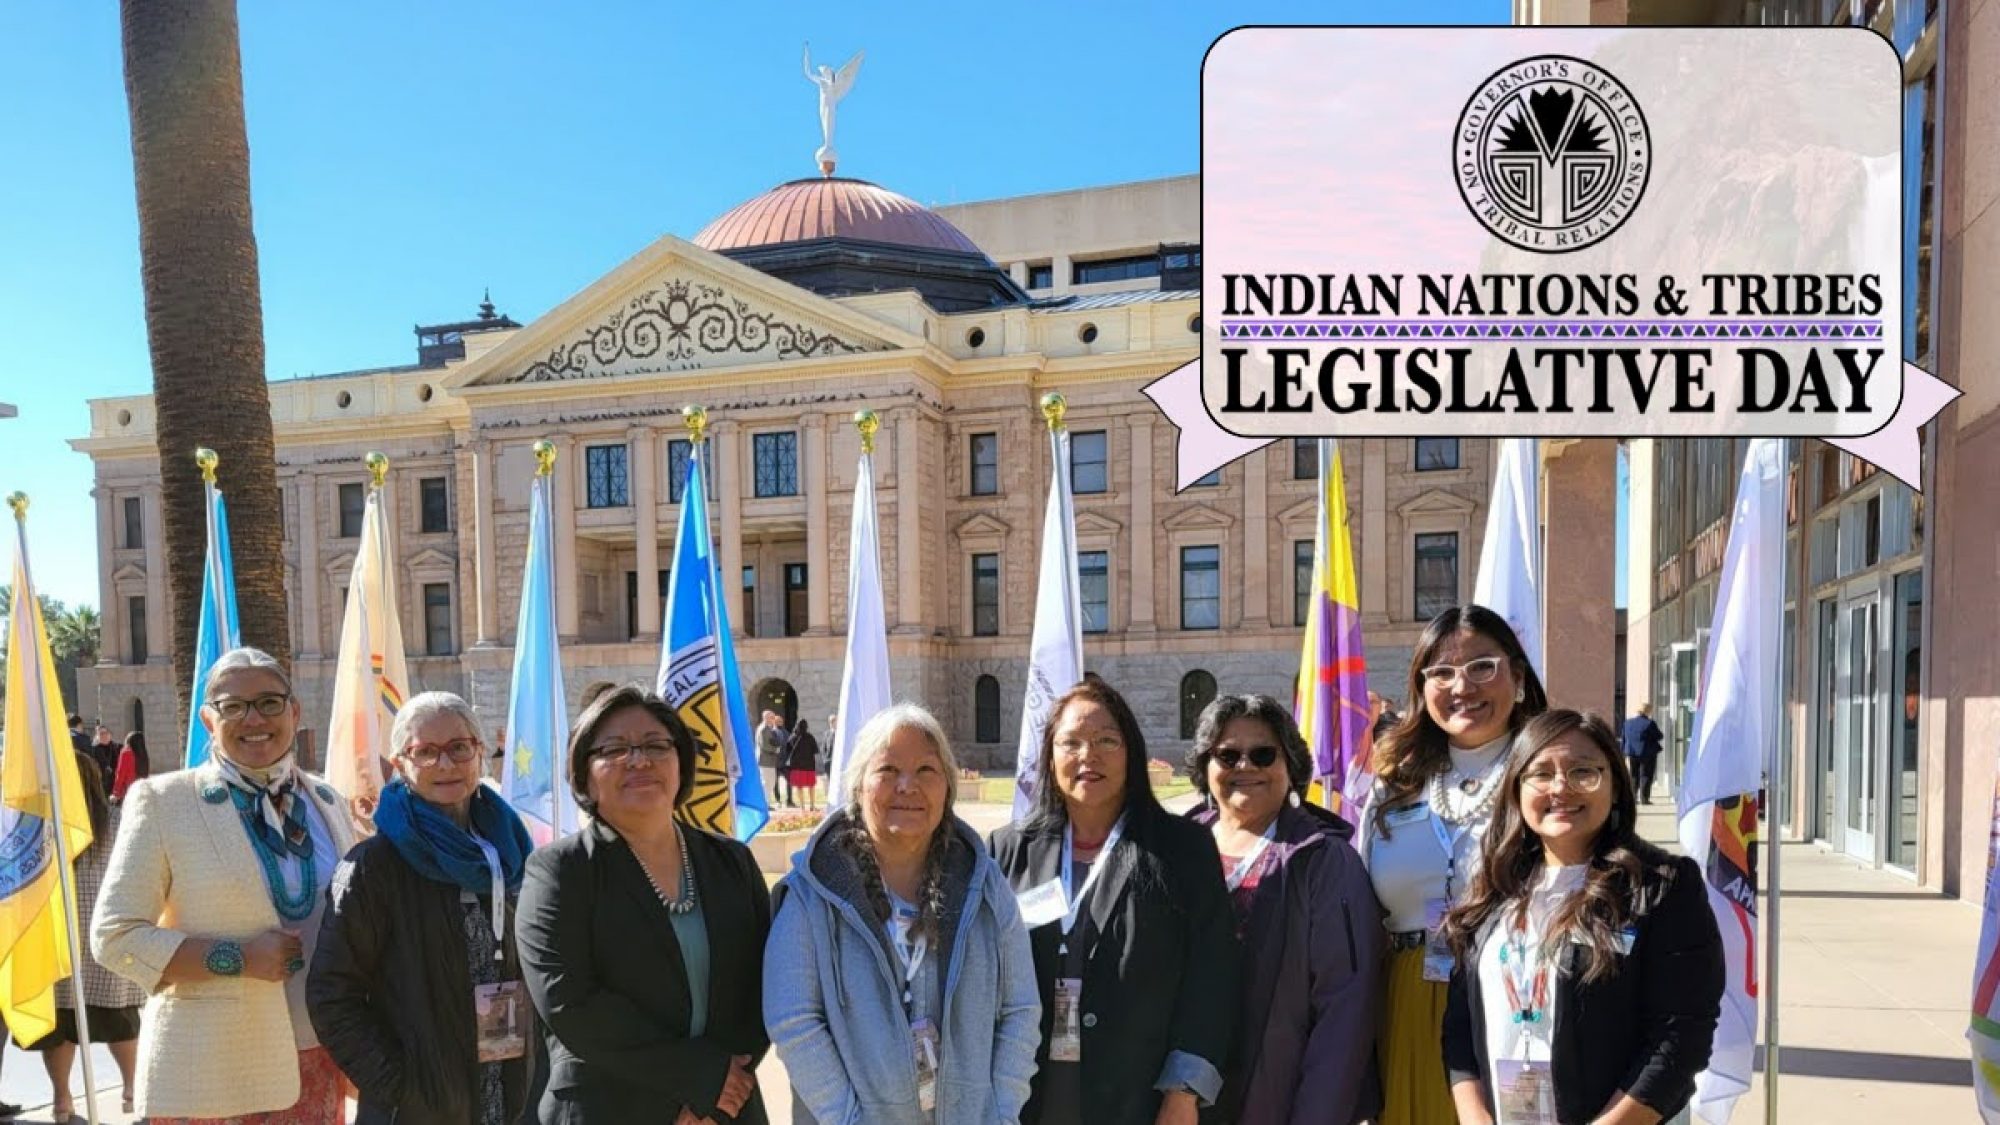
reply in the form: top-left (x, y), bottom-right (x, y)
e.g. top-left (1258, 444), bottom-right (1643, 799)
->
top-left (230, 789), bottom-right (318, 922)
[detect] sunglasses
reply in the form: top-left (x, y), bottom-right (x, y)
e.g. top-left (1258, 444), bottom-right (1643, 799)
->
top-left (1212, 745), bottom-right (1280, 770)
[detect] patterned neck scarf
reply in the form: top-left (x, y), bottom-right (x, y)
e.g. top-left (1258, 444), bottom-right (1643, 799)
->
top-left (214, 752), bottom-right (313, 859)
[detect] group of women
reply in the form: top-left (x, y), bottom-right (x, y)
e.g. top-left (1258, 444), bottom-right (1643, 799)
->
top-left (80, 600), bottom-right (1722, 1125)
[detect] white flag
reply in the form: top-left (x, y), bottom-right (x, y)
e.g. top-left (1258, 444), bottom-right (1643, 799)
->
top-left (1676, 438), bottom-right (1785, 1125)
top-left (829, 447), bottom-right (892, 809)
top-left (1013, 429), bottom-right (1084, 821)
top-left (1473, 438), bottom-right (1543, 675)
top-left (327, 483), bottom-right (410, 821)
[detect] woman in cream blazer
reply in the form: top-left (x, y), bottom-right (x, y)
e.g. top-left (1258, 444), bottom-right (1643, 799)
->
top-left (92, 648), bottom-right (357, 1123)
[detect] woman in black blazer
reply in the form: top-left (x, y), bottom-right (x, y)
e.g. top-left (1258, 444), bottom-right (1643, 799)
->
top-left (516, 686), bottom-right (771, 1124)
top-left (1440, 710), bottom-right (1723, 1125)
top-left (990, 679), bottom-right (1240, 1125)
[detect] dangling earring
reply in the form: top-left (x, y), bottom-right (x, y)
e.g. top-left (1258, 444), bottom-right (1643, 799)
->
top-left (1514, 687), bottom-right (1525, 703)
top-left (1289, 789), bottom-right (1302, 808)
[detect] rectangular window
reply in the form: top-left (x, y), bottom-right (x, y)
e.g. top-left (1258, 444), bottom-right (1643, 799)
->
top-left (1414, 532), bottom-right (1460, 620)
top-left (419, 477), bottom-right (450, 533)
top-left (784, 563), bottom-right (808, 637)
top-left (1026, 263), bottom-right (1053, 290)
top-left (741, 566), bottom-right (756, 637)
top-left (338, 482), bottom-right (366, 538)
top-left (585, 444), bottom-right (630, 508)
top-left (127, 595), bottom-right (147, 665)
top-left (969, 432), bottom-right (1000, 496)
top-left (1295, 540), bottom-right (1315, 626)
top-left (1181, 546), bottom-right (1221, 630)
top-left (1414, 438), bottom-right (1460, 472)
top-left (1191, 466), bottom-right (1222, 487)
top-left (668, 438), bottom-right (693, 501)
top-left (1071, 430), bottom-right (1108, 494)
top-left (1293, 438), bottom-right (1318, 480)
top-left (754, 432), bottom-right (800, 497)
top-left (624, 569), bottom-right (671, 640)
top-left (122, 496), bottom-right (143, 549)
top-left (972, 554), bottom-right (1000, 636)
top-left (423, 583), bottom-right (453, 656)
top-left (1072, 254), bottom-right (1160, 285)
top-left (1079, 551), bottom-right (1110, 634)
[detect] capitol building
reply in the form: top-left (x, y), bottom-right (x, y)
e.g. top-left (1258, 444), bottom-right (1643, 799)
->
top-left (72, 170), bottom-right (1497, 769)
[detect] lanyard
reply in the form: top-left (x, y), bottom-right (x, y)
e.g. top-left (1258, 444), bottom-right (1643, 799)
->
top-left (1426, 805), bottom-right (1475, 900)
top-left (472, 834), bottom-right (506, 961)
top-left (886, 897), bottom-right (928, 1015)
top-left (1061, 815), bottom-right (1127, 937)
top-left (1223, 823), bottom-right (1278, 892)
top-left (1499, 929), bottom-right (1552, 1041)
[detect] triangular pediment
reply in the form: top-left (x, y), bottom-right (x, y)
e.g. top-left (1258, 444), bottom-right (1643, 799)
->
top-left (1277, 498), bottom-right (1319, 526)
top-left (1073, 511), bottom-right (1123, 536)
top-left (324, 552), bottom-right (356, 578)
top-left (954, 513), bottom-right (1013, 540)
top-left (110, 562), bottom-right (147, 584)
top-left (405, 548), bottom-right (456, 572)
top-left (1162, 503), bottom-right (1235, 533)
top-left (1397, 488), bottom-right (1477, 517)
top-left (449, 235), bottom-right (916, 388)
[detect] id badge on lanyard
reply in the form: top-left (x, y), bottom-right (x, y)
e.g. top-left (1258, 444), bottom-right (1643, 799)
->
top-left (890, 916), bottom-right (937, 1111)
top-left (1493, 1059), bottom-right (1558, 1125)
top-left (1423, 807), bottom-right (1469, 983)
top-left (1059, 816), bottom-right (1126, 954)
top-left (468, 834), bottom-right (525, 1062)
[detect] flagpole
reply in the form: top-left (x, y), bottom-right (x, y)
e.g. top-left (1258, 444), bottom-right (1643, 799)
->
top-left (7, 494), bottom-right (101, 1125)
top-left (1039, 393), bottom-right (1081, 666)
top-left (1766, 441), bottom-right (1798, 1123)
top-left (532, 439), bottom-right (560, 829)
top-left (681, 404), bottom-right (740, 826)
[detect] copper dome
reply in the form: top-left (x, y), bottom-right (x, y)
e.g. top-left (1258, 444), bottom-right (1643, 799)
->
top-left (693, 178), bottom-right (985, 256)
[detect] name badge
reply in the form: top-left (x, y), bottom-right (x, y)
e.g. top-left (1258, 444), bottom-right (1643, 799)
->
top-left (910, 1017), bottom-right (939, 1112)
top-left (1493, 1059), bottom-right (1558, 1125)
top-left (473, 980), bottom-right (528, 1062)
top-left (1384, 803), bottom-right (1431, 829)
top-left (1017, 877), bottom-right (1068, 928)
top-left (1422, 898), bottom-right (1455, 983)
top-left (1572, 925), bottom-right (1638, 955)
top-left (1049, 977), bottom-right (1084, 1062)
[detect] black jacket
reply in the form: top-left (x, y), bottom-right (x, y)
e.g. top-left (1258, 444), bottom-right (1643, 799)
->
top-left (516, 819), bottom-right (772, 1124)
top-left (783, 731), bottom-right (819, 774)
top-left (308, 834), bottom-right (539, 1125)
top-left (1441, 844), bottom-right (1724, 1123)
top-left (990, 801), bottom-right (1241, 1125)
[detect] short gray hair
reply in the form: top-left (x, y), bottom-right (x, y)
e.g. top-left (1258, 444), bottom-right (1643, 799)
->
top-left (389, 691), bottom-right (483, 756)
top-left (203, 647), bottom-right (293, 703)
top-left (841, 703), bottom-right (960, 815)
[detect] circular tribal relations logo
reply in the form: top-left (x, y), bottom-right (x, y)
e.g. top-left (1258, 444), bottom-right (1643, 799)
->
top-left (1454, 55), bottom-right (1651, 254)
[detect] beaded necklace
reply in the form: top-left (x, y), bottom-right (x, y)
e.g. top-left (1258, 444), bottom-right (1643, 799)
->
top-left (229, 788), bottom-right (318, 921)
top-left (633, 824), bottom-right (699, 916)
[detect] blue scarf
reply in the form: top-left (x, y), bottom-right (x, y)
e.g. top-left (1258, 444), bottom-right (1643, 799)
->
top-left (374, 779), bottom-right (534, 897)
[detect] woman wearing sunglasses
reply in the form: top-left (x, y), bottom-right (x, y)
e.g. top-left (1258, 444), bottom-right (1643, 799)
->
top-left (1440, 711), bottom-right (1722, 1124)
top-left (93, 647), bottom-right (359, 1123)
top-left (516, 686), bottom-right (771, 1123)
top-left (308, 691), bottom-right (540, 1124)
top-left (1361, 605), bottom-right (1548, 1125)
top-left (1183, 695), bottom-right (1384, 1124)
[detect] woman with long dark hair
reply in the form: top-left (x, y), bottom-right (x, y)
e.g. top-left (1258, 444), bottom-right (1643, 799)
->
top-left (990, 679), bottom-right (1239, 1125)
top-left (113, 730), bottom-right (151, 803)
top-left (1440, 711), bottom-right (1722, 1124)
top-left (1361, 605), bottom-right (1549, 1125)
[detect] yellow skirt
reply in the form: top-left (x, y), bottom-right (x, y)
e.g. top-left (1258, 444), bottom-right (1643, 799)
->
top-left (1377, 946), bottom-right (1457, 1125)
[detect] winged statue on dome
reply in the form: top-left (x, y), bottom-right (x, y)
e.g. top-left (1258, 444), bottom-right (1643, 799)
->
top-left (804, 43), bottom-right (864, 176)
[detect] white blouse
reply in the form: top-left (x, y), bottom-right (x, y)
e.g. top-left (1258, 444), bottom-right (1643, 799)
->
top-left (1363, 734), bottom-right (1511, 932)
top-left (1477, 864), bottom-right (1589, 1124)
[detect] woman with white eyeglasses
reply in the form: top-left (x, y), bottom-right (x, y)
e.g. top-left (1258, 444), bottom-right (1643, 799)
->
top-left (1359, 606), bottom-right (1548, 1125)
top-left (93, 647), bottom-right (358, 1124)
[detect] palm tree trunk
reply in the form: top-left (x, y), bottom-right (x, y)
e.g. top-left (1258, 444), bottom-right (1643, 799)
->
top-left (121, 0), bottom-right (291, 756)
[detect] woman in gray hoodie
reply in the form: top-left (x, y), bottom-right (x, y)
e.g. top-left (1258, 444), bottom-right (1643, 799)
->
top-left (765, 704), bottom-right (1042, 1124)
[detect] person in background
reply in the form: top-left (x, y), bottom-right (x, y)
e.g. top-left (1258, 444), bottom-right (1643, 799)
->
top-left (90, 725), bottom-right (121, 795)
top-left (113, 730), bottom-right (152, 804)
top-left (17, 752), bottom-right (147, 1119)
top-left (822, 714), bottom-right (838, 779)
top-left (1361, 605), bottom-right (1549, 1125)
top-left (1620, 703), bottom-right (1666, 806)
top-left (990, 678), bottom-right (1239, 1125)
top-left (1442, 711), bottom-right (1723, 1125)
top-left (759, 711), bottom-right (789, 808)
top-left (1185, 695), bottom-right (1383, 1124)
top-left (765, 704), bottom-right (1040, 1123)
top-left (784, 720), bottom-right (821, 813)
top-left (68, 713), bottom-right (91, 756)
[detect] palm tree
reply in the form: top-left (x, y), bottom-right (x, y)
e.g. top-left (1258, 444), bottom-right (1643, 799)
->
top-left (48, 604), bottom-right (101, 670)
top-left (121, 0), bottom-right (291, 744)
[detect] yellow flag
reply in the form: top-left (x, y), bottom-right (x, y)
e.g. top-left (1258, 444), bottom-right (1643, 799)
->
top-left (0, 503), bottom-right (96, 1041)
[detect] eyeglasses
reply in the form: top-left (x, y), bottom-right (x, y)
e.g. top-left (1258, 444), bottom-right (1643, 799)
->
top-left (589, 740), bottom-right (678, 768)
top-left (402, 739), bottom-right (481, 768)
top-left (1419, 656), bottom-right (1507, 688)
top-left (1521, 766), bottom-right (1608, 794)
top-left (1054, 735), bottom-right (1124, 759)
top-left (206, 694), bottom-right (291, 721)
top-left (1212, 745), bottom-right (1281, 770)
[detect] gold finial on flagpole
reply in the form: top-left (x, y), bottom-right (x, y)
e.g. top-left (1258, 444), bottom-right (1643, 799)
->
top-left (532, 440), bottom-right (556, 477)
top-left (855, 409), bottom-right (880, 454)
top-left (365, 451), bottom-right (389, 488)
top-left (682, 405), bottom-right (709, 445)
top-left (195, 447), bottom-right (219, 485)
top-left (1039, 392), bottom-right (1067, 433)
top-left (6, 491), bottom-right (26, 520)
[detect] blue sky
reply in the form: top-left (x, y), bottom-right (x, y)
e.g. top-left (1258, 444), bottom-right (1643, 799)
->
top-left (0, 1), bottom-right (1509, 609)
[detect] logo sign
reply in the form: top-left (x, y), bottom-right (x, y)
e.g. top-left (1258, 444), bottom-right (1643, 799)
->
top-left (1455, 55), bottom-right (1651, 253)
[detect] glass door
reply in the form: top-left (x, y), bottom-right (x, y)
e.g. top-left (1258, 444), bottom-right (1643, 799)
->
top-left (1887, 571), bottom-right (1923, 872)
top-left (1835, 589), bottom-right (1881, 862)
top-left (1815, 598), bottom-right (1838, 843)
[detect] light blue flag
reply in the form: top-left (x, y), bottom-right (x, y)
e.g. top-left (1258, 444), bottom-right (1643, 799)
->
top-left (184, 483), bottom-right (240, 769)
top-left (657, 448), bottom-right (767, 842)
top-left (502, 470), bottom-right (576, 843)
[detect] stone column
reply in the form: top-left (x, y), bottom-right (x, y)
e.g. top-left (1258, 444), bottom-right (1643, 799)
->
top-left (1052, 254), bottom-right (1073, 297)
top-left (95, 486), bottom-right (122, 665)
top-left (1541, 440), bottom-right (1617, 719)
top-left (1125, 416), bottom-right (1157, 632)
top-left (631, 424), bottom-right (662, 642)
top-left (713, 421), bottom-right (745, 638)
top-left (801, 413), bottom-right (831, 634)
top-left (141, 484), bottom-right (168, 664)
top-left (1362, 440), bottom-right (1389, 623)
top-left (894, 407), bottom-right (923, 633)
top-left (296, 474), bottom-right (323, 657)
top-left (554, 434), bottom-right (580, 642)
top-left (471, 440), bottom-right (499, 646)
top-left (1242, 447), bottom-right (1269, 628)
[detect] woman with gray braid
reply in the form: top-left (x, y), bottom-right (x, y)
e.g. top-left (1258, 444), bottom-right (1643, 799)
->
top-left (765, 703), bottom-right (1041, 1124)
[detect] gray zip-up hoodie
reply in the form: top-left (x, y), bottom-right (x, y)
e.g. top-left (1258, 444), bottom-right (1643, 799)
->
top-left (764, 810), bottom-right (1042, 1124)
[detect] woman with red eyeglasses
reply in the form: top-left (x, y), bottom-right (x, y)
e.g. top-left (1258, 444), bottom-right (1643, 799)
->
top-left (1184, 694), bottom-right (1383, 1124)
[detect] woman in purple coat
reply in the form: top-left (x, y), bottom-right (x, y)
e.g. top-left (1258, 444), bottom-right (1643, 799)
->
top-left (1185, 694), bottom-right (1386, 1124)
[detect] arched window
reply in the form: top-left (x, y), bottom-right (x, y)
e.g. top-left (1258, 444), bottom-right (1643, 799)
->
top-left (975, 675), bottom-right (1002, 744)
top-left (1179, 670), bottom-right (1217, 740)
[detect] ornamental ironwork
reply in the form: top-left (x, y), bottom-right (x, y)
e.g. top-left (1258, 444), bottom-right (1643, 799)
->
top-left (520, 279), bottom-right (868, 382)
